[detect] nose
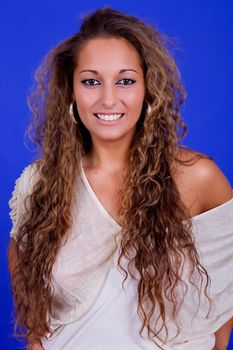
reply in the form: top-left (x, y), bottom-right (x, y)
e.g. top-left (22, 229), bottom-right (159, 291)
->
top-left (100, 84), bottom-right (117, 108)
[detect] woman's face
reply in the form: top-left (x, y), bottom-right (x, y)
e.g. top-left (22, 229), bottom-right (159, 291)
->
top-left (73, 37), bottom-right (145, 144)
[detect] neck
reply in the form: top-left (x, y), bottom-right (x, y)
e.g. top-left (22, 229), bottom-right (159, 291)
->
top-left (85, 135), bottom-right (133, 172)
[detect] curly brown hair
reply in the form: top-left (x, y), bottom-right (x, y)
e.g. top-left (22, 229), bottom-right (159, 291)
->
top-left (11, 7), bottom-right (210, 343)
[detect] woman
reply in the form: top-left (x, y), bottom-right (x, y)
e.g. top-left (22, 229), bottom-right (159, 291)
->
top-left (8, 7), bottom-right (233, 350)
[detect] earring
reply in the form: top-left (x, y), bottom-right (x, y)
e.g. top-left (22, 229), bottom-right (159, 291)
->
top-left (147, 104), bottom-right (152, 114)
top-left (69, 101), bottom-right (78, 124)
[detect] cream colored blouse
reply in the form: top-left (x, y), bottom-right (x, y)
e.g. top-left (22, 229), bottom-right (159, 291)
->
top-left (9, 164), bottom-right (233, 349)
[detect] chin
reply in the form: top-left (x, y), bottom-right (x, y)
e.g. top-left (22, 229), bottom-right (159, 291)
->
top-left (92, 129), bottom-right (135, 143)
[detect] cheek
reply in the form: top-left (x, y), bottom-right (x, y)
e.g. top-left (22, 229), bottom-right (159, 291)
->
top-left (74, 89), bottom-right (98, 110)
top-left (75, 92), bottom-right (89, 108)
top-left (124, 88), bottom-right (145, 110)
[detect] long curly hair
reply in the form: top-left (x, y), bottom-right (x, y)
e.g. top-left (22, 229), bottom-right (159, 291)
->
top-left (11, 7), bottom-right (210, 342)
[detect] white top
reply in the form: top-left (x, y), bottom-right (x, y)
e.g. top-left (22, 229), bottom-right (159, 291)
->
top-left (9, 164), bottom-right (233, 350)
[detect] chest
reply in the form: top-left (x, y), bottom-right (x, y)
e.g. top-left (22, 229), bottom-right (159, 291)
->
top-left (83, 166), bottom-right (205, 223)
top-left (83, 167), bottom-right (122, 223)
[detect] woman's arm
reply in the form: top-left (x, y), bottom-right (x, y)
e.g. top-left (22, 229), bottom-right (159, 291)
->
top-left (190, 159), bottom-right (233, 350)
top-left (214, 317), bottom-right (233, 350)
top-left (8, 239), bottom-right (44, 350)
top-left (27, 340), bottom-right (44, 350)
top-left (176, 153), bottom-right (233, 349)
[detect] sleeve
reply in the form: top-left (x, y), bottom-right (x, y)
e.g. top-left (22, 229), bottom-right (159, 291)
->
top-left (191, 198), bottom-right (233, 327)
top-left (9, 164), bottom-right (38, 240)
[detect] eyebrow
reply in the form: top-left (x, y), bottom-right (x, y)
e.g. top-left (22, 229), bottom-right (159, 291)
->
top-left (79, 69), bottom-right (138, 74)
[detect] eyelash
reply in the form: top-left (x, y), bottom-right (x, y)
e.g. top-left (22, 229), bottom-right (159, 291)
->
top-left (81, 78), bottom-right (136, 86)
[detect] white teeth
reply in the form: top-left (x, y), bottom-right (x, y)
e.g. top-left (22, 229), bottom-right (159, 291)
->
top-left (96, 113), bottom-right (123, 121)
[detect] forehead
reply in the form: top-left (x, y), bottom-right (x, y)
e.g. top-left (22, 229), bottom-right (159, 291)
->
top-left (76, 37), bottom-right (143, 71)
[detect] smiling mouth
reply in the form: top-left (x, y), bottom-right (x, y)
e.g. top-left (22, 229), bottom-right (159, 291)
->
top-left (94, 113), bottom-right (124, 121)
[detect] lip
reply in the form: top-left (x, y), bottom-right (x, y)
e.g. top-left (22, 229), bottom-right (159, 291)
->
top-left (93, 112), bottom-right (124, 119)
top-left (94, 113), bottom-right (124, 116)
top-left (93, 113), bottom-right (124, 125)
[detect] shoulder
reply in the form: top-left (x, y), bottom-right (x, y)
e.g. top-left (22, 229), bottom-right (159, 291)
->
top-left (9, 162), bottom-right (39, 238)
top-left (16, 162), bottom-right (39, 194)
top-left (174, 147), bottom-right (233, 215)
top-left (9, 162), bottom-right (39, 208)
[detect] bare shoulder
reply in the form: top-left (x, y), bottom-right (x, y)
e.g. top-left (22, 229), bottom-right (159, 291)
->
top-left (174, 147), bottom-right (233, 215)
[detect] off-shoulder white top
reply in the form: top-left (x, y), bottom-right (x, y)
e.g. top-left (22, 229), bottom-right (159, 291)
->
top-left (9, 164), bottom-right (233, 350)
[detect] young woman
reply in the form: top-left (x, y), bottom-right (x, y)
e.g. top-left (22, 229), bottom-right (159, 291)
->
top-left (8, 8), bottom-right (233, 350)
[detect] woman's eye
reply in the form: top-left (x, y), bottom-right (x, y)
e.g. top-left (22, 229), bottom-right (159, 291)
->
top-left (81, 79), bottom-right (100, 86)
top-left (80, 78), bottom-right (135, 86)
top-left (117, 79), bottom-right (136, 85)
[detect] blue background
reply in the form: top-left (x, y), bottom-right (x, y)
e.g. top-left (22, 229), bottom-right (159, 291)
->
top-left (1, 1), bottom-right (232, 349)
